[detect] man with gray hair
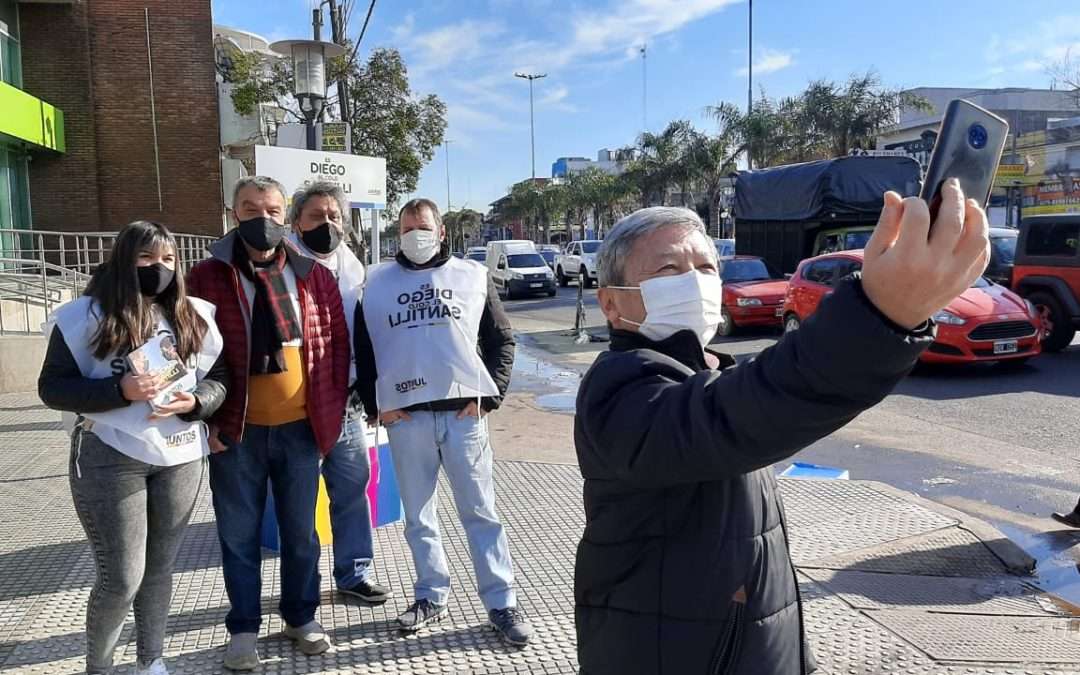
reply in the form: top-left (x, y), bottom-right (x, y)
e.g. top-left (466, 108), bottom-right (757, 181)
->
top-left (288, 181), bottom-right (391, 605)
top-left (575, 183), bottom-right (990, 673)
top-left (187, 176), bottom-right (350, 670)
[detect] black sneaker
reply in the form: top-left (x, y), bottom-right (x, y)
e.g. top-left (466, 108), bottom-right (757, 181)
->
top-left (1052, 510), bottom-right (1080, 528)
top-left (397, 599), bottom-right (447, 632)
top-left (339, 579), bottom-right (391, 604)
top-left (489, 607), bottom-right (532, 646)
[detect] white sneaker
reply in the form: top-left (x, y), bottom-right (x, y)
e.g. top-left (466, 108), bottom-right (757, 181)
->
top-left (135, 658), bottom-right (169, 675)
top-left (283, 620), bottom-right (332, 655)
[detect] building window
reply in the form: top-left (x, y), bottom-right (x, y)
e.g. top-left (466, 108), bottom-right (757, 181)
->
top-left (0, 0), bottom-right (21, 88)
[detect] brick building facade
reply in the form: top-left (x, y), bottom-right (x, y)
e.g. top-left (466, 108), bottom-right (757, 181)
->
top-left (18, 0), bottom-right (223, 236)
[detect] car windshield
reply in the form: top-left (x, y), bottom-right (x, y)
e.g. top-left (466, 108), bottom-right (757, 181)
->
top-left (844, 231), bottom-right (873, 250)
top-left (467, 252), bottom-right (486, 261)
top-left (721, 259), bottom-right (781, 282)
top-left (507, 253), bottom-right (546, 268)
top-left (581, 241), bottom-right (600, 253)
top-left (990, 235), bottom-right (1016, 265)
top-left (539, 251), bottom-right (556, 263)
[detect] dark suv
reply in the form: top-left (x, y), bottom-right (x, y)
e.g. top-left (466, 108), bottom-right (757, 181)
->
top-left (1013, 215), bottom-right (1080, 352)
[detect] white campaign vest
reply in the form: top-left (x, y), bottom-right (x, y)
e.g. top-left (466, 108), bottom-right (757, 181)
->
top-left (362, 257), bottom-right (498, 411)
top-left (47, 296), bottom-right (224, 466)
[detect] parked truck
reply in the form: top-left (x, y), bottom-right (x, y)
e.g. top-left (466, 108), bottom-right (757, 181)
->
top-left (734, 156), bottom-right (922, 274)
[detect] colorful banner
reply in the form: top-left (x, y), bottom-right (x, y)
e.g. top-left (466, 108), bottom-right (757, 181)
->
top-left (0, 82), bottom-right (65, 152)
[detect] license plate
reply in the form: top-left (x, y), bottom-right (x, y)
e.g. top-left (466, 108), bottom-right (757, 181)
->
top-left (775, 308), bottom-right (784, 317)
top-left (530, 283), bottom-right (543, 288)
top-left (993, 339), bottom-right (1018, 354)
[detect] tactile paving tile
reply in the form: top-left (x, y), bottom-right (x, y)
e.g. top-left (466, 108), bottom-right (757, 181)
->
top-left (799, 526), bottom-right (1010, 578)
top-left (869, 610), bottom-right (1080, 664)
top-left (802, 569), bottom-right (1057, 616)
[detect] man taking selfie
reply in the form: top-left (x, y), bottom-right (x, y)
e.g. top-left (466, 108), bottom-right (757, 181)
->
top-left (573, 180), bottom-right (989, 674)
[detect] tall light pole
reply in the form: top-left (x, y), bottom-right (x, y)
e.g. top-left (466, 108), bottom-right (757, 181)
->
top-left (640, 44), bottom-right (647, 134)
top-left (746, 0), bottom-right (753, 169)
top-left (515, 72), bottom-right (547, 180)
top-left (444, 139), bottom-right (453, 214)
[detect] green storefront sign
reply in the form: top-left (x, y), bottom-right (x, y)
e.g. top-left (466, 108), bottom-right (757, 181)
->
top-left (0, 80), bottom-right (64, 152)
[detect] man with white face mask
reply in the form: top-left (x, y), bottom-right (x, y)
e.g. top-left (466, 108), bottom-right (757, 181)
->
top-left (352, 198), bottom-right (531, 645)
top-left (576, 190), bottom-right (991, 674)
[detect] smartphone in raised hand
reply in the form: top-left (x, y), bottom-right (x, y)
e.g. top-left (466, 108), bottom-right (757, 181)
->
top-left (919, 99), bottom-right (1009, 227)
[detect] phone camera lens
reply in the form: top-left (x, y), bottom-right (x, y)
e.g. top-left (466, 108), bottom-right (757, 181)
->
top-left (968, 123), bottom-right (988, 149)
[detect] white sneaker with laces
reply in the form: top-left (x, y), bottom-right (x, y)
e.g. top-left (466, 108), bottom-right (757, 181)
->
top-left (135, 658), bottom-right (170, 675)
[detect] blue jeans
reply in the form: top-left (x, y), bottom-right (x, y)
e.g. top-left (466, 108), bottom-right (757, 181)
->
top-left (321, 413), bottom-right (375, 587)
top-left (208, 420), bottom-right (322, 634)
top-left (386, 410), bottom-right (516, 611)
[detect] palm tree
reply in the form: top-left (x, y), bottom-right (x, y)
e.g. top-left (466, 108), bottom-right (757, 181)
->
top-left (685, 132), bottom-right (741, 236)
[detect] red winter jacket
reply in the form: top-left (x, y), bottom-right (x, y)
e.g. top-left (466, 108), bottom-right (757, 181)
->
top-left (186, 232), bottom-right (348, 454)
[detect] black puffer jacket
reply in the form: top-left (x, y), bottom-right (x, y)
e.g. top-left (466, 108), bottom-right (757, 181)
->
top-left (574, 281), bottom-right (933, 674)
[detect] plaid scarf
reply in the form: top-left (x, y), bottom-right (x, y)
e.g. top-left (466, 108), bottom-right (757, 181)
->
top-left (234, 239), bottom-right (302, 375)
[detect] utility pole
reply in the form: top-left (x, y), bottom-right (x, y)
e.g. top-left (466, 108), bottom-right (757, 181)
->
top-left (746, 0), bottom-right (753, 170)
top-left (327, 0), bottom-right (350, 123)
top-left (641, 44), bottom-right (647, 134)
top-left (515, 72), bottom-right (547, 180)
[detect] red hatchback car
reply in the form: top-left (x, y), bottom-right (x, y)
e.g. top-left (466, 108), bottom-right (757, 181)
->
top-left (782, 250), bottom-right (1044, 364)
top-left (717, 256), bottom-right (788, 336)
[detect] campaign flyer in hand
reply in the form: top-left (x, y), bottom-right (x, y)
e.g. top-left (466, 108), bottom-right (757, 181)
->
top-left (126, 334), bottom-right (196, 411)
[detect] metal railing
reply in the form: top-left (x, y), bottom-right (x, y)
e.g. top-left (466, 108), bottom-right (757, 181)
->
top-left (0, 228), bottom-right (214, 335)
top-left (0, 257), bottom-right (90, 334)
top-left (0, 228), bottom-right (215, 277)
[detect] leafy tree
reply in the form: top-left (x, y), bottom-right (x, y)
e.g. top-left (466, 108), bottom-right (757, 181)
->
top-left (223, 47), bottom-right (447, 209)
top-left (442, 208), bottom-right (484, 252)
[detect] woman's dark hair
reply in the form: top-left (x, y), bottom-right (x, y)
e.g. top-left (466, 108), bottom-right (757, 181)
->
top-left (83, 220), bottom-right (207, 361)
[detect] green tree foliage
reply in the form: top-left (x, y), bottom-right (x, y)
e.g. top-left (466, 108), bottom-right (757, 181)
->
top-left (222, 47), bottom-right (446, 209)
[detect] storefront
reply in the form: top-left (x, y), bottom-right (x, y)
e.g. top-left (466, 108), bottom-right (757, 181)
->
top-left (0, 0), bottom-right (64, 257)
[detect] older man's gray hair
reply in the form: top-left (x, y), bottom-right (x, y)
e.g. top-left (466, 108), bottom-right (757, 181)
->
top-left (597, 207), bottom-right (714, 287)
top-left (232, 175), bottom-right (288, 208)
top-left (287, 181), bottom-right (351, 228)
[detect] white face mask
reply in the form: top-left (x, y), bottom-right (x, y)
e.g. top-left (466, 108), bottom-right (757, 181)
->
top-left (608, 269), bottom-right (724, 347)
top-left (400, 228), bottom-right (440, 264)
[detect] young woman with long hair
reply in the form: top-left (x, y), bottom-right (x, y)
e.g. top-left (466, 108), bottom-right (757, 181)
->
top-left (38, 221), bottom-right (228, 675)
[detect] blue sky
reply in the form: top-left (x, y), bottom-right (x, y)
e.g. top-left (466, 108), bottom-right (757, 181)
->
top-left (211, 0), bottom-right (1080, 213)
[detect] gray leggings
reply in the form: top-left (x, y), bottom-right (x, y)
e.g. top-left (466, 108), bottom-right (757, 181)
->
top-left (69, 429), bottom-right (203, 673)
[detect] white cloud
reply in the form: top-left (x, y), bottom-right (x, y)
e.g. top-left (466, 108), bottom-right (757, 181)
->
top-left (984, 17), bottom-right (1080, 81)
top-left (391, 13), bottom-right (415, 42)
top-left (406, 19), bottom-right (508, 74)
top-left (735, 49), bottom-right (795, 77)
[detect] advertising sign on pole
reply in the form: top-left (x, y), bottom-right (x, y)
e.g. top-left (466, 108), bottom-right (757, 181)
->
top-left (255, 145), bottom-right (386, 209)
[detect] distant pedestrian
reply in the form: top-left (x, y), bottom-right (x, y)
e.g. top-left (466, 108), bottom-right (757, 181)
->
top-left (39, 221), bottom-right (228, 675)
top-left (353, 198), bottom-right (532, 645)
top-left (186, 176), bottom-right (350, 670)
top-left (288, 181), bottom-right (391, 604)
top-left (574, 180), bottom-right (991, 673)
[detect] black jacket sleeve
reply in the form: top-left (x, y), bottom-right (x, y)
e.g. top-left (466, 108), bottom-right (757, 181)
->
top-left (178, 351), bottom-right (229, 423)
top-left (38, 326), bottom-right (129, 414)
top-left (478, 277), bottom-right (516, 411)
top-left (576, 281), bottom-right (934, 489)
top-left (353, 300), bottom-right (379, 418)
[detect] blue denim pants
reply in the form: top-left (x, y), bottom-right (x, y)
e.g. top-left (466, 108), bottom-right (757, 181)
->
top-left (386, 410), bottom-right (516, 611)
top-left (321, 413), bottom-right (375, 587)
top-left (208, 419), bottom-right (322, 634)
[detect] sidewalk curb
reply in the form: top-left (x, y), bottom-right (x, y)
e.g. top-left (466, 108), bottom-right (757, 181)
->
top-left (865, 480), bottom-right (1037, 575)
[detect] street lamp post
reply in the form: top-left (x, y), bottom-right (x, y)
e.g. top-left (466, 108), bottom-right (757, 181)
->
top-left (270, 38), bottom-right (346, 149)
top-left (515, 72), bottom-right (547, 180)
top-left (444, 139), bottom-right (453, 214)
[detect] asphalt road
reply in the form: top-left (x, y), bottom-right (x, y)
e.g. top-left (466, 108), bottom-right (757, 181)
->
top-left (503, 284), bottom-right (1080, 601)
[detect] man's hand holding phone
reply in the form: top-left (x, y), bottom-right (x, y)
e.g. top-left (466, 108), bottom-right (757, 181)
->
top-left (862, 179), bottom-right (990, 331)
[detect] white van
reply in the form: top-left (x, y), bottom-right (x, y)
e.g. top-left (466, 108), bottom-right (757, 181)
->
top-left (486, 240), bottom-right (556, 300)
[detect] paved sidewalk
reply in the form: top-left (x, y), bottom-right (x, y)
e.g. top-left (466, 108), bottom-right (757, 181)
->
top-left (1, 391), bottom-right (1078, 674)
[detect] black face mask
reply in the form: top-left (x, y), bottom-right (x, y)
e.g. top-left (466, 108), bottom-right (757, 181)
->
top-left (237, 216), bottom-right (286, 252)
top-left (137, 263), bottom-right (175, 297)
top-left (300, 222), bottom-right (342, 255)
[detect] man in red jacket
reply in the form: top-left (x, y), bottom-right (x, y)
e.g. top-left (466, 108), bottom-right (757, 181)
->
top-left (187, 176), bottom-right (349, 671)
